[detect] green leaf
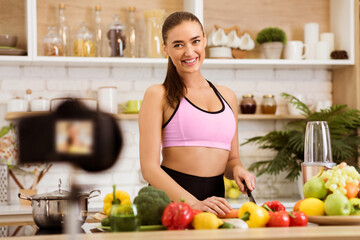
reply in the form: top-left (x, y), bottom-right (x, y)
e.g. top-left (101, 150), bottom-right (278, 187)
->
top-left (243, 93), bottom-right (360, 182)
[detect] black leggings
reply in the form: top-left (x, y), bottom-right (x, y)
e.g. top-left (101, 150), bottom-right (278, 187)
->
top-left (161, 165), bottom-right (225, 201)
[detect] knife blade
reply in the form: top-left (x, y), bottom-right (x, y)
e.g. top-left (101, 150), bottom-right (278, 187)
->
top-left (242, 179), bottom-right (256, 204)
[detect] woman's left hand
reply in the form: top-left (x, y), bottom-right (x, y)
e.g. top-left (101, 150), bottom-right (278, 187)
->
top-left (232, 165), bottom-right (256, 193)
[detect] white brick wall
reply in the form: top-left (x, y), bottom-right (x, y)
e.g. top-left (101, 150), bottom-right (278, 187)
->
top-left (1, 65), bottom-right (333, 204)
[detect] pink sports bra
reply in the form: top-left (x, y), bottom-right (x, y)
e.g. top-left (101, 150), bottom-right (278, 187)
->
top-left (161, 81), bottom-right (236, 151)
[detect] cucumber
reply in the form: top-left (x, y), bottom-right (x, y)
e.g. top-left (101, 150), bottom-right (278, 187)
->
top-left (220, 222), bottom-right (235, 229)
top-left (139, 225), bottom-right (167, 231)
top-left (101, 217), bottom-right (110, 226)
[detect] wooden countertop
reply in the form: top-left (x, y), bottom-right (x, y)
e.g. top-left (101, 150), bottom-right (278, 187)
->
top-left (4, 226), bottom-right (360, 240)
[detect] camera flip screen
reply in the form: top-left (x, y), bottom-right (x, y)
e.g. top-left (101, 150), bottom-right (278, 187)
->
top-left (55, 120), bottom-right (93, 155)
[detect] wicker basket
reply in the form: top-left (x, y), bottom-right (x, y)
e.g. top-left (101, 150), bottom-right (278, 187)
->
top-left (231, 48), bottom-right (247, 59)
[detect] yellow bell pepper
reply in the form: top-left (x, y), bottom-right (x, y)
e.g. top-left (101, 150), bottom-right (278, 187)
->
top-left (238, 202), bottom-right (269, 228)
top-left (103, 185), bottom-right (131, 216)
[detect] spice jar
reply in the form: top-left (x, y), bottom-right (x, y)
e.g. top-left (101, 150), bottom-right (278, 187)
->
top-left (106, 14), bottom-right (126, 57)
top-left (73, 23), bottom-right (95, 57)
top-left (240, 94), bottom-right (256, 114)
top-left (43, 26), bottom-right (64, 56)
top-left (261, 94), bottom-right (277, 114)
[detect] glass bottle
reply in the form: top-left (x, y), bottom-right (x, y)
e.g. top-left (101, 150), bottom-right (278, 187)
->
top-left (143, 9), bottom-right (165, 58)
top-left (73, 23), bottom-right (95, 57)
top-left (240, 94), bottom-right (256, 114)
top-left (94, 5), bottom-right (103, 57)
top-left (126, 6), bottom-right (137, 58)
top-left (106, 14), bottom-right (126, 57)
top-left (58, 3), bottom-right (70, 56)
top-left (261, 94), bottom-right (277, 114)
top-left (43, 26), bottom-right (64, 56)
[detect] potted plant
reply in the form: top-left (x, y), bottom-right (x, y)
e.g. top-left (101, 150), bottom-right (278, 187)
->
top-left (241, 93), bottom-right (360, 181)
top-left (256, 27), bottom-right (287, 59)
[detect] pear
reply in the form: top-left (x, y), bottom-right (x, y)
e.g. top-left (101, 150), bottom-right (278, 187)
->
top-left (303, 177), bottom-right (328, 200)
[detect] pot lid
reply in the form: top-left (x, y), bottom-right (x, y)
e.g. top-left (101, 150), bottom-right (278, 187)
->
top-left (28, 178), bottom-right (99, 200)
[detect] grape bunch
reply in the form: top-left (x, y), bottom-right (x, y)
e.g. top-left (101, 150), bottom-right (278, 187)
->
top-left (320, 162), bottom-right (360, 197)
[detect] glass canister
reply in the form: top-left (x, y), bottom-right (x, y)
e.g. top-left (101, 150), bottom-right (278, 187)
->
top-left (73, 23), bottom-right (95, 57)
top-left (110, 204), bottom-right (140, 232)
top-left (43, 26), bottom-right (64, 56)
top-left (261, 94), bottom-right (277, 114)
top-left (143, 9), bottom-right (165, 58)
top-left (240, 94), bottom-right (256, 114)
top-left (106, 14), bottom-right (126, 57)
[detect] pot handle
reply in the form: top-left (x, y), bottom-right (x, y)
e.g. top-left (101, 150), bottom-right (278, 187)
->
top-left (88, 190), bottom-right (101, 199)
top-left (18, 192), bottom-right (32, 201)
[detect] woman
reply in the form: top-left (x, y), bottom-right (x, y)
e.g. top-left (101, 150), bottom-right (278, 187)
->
top-left (139, 11), bottom-right (256, 216)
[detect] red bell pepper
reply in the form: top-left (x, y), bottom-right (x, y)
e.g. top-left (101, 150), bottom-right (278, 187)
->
top-left (262, 201), bottom-right (286, 212)
top-left (161, 202), bottom-right (194, 230)
top-left (266, 210), bottom-right (290, 227)
top-left (289, 211), bottom-right (308, 227)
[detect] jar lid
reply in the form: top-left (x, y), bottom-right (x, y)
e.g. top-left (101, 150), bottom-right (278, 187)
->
top-left (95, 5), bottom-right (101, 11)
top-left (242, 94), bottom-right (254, 98)
top-left (263, 94), bottom-right (275, 98)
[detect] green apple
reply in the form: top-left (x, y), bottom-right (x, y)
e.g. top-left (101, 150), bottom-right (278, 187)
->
top-left (324, 193), bottom-right (351, 216)
top-left (303, 177), bottom-right (328, 200)
top-left (349, 198), bottom-right (360, 215)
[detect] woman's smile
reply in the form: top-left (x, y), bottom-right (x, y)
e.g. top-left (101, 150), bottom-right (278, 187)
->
top-left (182, 57), bottom-right (198, 66)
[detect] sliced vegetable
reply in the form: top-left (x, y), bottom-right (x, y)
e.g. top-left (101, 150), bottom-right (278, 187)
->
top-left (139, 225), bottom-right (167, 231)
top-left (219, 209), bottom-right (239, 219)
top-left (219, 222), bottom-right (235, 229)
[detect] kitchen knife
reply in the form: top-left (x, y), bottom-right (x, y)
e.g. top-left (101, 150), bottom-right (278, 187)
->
top-left (242, 179), bottom-right (256, 204)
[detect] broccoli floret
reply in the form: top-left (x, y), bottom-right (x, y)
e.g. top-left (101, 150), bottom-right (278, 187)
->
top-left (134, 186), bottom-right (171, 225)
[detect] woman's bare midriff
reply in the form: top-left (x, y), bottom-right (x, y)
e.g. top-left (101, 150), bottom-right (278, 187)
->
top-left (161, 146), bottom-right (229, 177)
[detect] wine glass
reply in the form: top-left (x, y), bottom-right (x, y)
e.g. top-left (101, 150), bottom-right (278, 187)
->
top-left (301, 121), bottom-right (336, 184)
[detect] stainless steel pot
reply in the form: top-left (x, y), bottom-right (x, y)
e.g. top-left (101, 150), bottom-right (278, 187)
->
top-left (18, 180), bottom-right (100, 229)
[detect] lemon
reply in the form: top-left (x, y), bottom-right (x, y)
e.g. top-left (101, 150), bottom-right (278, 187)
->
top-left (227, 188), bottom-right (241, 199)
top-left (299, 198), bottom-right (325, 216)
top-left (192, 212), bottom-right (223, 229)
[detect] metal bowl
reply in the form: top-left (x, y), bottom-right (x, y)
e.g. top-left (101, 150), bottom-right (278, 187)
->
top-left (0, 34), bottom-right (18, 47)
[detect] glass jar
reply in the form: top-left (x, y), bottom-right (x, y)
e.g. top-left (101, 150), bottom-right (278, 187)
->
top-left (43, 26), bottom-right (64, 56)
top-left (240, 94), bottom-right (256, 114)
top-left (261, 94), bottom-right (277, 114)
top-left (73, 23), bottom-right (95, 57)
top-left (110, 204), bottom-right (140, 232)
top-left (144, 9), bottom-right (165, 58)
top-left (106, 14), bottom-right (126, 57)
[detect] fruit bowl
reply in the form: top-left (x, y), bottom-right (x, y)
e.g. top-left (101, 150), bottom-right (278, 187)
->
top-left (308, 215), bottom-right (360, 226)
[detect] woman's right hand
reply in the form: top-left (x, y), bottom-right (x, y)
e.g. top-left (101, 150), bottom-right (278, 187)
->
top-left (191, 196), bottom-right (232, 216)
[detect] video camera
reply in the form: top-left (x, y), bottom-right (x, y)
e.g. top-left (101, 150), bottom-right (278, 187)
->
top-left (18, 99), bottom-right (123, 172)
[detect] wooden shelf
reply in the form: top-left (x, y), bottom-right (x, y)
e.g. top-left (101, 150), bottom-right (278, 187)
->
top-left (5, 112), bottom-right (305, 121)
top-left (0, 56), bottom-right (353, 69)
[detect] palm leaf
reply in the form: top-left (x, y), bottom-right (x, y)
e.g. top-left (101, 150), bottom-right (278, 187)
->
top-left (243, 93), bottom-right (360, 181)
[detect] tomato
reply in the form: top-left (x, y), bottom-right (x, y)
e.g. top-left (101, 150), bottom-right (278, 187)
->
top-left (289, 211), bottom-right (308, 227)
top-left (266, 211), bottom-right (290, 227)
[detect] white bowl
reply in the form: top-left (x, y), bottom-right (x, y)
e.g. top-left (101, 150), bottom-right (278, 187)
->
top-left (209, 47), bottom-right (232, 59)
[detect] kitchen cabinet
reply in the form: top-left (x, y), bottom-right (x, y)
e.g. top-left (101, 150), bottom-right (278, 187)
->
top-left (0, 0), bottom-right (355, 69)
top-left (4, 112), bottom-right (306, 121)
